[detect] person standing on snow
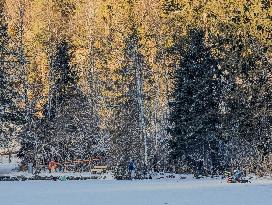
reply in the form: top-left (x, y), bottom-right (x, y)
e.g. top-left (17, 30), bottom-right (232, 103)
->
top-left (128, 159), bottom-right (136, 180)
top-left (233, 170), bottom-right (243, 182)
top-left (27, 162), bottom-right (33, 174)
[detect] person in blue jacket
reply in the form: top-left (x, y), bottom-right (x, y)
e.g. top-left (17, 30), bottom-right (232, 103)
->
top-left (128, 159), bottom-right (136, 179)
top-left (233, 170), bottom-right (243, 182)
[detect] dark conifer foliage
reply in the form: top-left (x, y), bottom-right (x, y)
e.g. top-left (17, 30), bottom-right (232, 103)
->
top-left (54, 41), bottom-right (77, 99)
top-left (217, 35), bottom-right (272, 170)
top-left (44, 41), bottom-right (77, 119)
top-left (1, 0), bottom-right (271, 177)
top-left (27, 40), bottom-right (101, 164)
top-left (169, 29), bottom-right (223, 173)
top-left (110, 29), bottom-right (146, 174)
top-left (0, 1), bottom-right (23, 149)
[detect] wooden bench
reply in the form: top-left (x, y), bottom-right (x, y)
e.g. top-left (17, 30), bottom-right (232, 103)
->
top-left (90, 166), bottom-right (107, 174)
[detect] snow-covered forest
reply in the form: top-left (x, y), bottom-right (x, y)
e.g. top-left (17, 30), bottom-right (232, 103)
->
top-left (0, 0), bottom-right (271, 177)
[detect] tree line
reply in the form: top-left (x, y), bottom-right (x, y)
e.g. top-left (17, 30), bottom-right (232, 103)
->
top-left (0, 0), bottom-right (271, 175)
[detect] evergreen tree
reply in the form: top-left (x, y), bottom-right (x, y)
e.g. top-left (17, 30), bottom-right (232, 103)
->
top-left (110, 28), bottom-right (148, 176)
top-left (169, 29), bottom-right (223, 174)
top-left (0, 1), bottom-right (23, 149)
top-left (218, 34), bottom-right (272, 171)
top-left (45, 41), bottom-right (77, 119)
top-left (18, 40), bottom-right (101, 164)
top-left (54, 41), bottom-right (77, 98)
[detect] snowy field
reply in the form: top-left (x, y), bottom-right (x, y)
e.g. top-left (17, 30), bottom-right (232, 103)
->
top-left (1, 177), bottom-right (272, 205)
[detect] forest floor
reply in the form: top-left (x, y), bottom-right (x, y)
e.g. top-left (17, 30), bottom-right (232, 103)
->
top-left (0, 175), bottom-right (272, 205)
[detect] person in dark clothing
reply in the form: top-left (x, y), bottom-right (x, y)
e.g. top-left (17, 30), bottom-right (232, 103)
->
top-left (233, 170), bottom-right (243, 182)
top-left (128, 160), bottom-right (136, 179)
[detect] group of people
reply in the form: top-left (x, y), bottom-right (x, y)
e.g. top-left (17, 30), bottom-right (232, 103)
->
top-left (25, 158), bottom-right (246, 182)
top-left (225, 170), bottom-right (245, 183)
top-left (128, 160), bottom-right (247, 182)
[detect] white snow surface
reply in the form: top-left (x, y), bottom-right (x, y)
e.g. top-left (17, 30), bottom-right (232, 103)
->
top-left (0, 176), bottom-right (272, 205)
top-left (0, 163), bottom-right (19, 175)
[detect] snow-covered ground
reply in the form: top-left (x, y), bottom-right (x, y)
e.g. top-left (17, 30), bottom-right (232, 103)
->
top-left (0, 154), bottom-right (20, 164)
top-left (0, 176), bottom-right (272, 205)
top-left (0, 163), bottom-right (19, 175)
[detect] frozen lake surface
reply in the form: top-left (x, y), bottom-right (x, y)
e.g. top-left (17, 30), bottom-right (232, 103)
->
top-left (0, 177), bottom-right (272, 205)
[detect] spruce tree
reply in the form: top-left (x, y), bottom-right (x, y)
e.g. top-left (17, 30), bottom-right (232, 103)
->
top-left (0, 1), bottom-right (22, 149)
top-left (169, 29), bottom-right (222, 173)
top-left (110, 29), bottom-right (145, 174)
top-left (54, 41), bottom-right (77, 99)
top-left (44, 41), bottom-right (77, 119)
top-left (219, 34), bottom-right (272, 171)
top-left (33, 40), bottom-right (100, 164)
